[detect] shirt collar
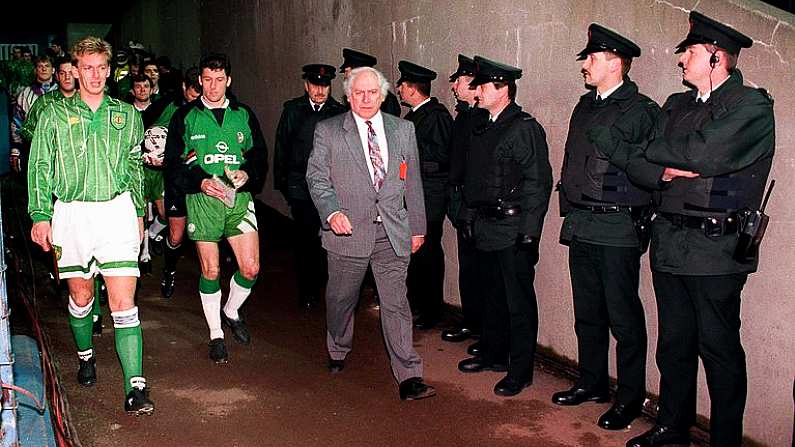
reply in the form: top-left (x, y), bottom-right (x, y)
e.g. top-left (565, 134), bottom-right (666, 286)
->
top-left (201, 96), bottom-right (229, 109)
top-left (597, 80), bottom-right (623, 100)
top-left (309, 98), bottom-right (324, 111)
top-left (352, 110), bottom-right (384, 128)
top-left (697, 75), bottom-right (731, 102)
top-left (412, 97), bottom-right (432, 112)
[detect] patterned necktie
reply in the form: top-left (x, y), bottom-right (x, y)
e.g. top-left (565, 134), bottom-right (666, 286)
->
top-left (366, 120), bottom-right (386, 191)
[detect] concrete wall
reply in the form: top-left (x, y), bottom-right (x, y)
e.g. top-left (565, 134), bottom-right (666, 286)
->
top-left (131, 0), bottom-right (794, 444)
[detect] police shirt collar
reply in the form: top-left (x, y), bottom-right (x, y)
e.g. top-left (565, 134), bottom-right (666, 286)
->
top-left (411, 97), bottom-right (432, 112)
top-left (309, 97), bottom-right (324, 111)
top-left (596, 80), bottom-right (623, 100)
top-left (696, 74), bottom-right (730, 102)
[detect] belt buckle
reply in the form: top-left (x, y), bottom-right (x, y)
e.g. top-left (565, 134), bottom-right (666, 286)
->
top-left (703, 217), bottom-right (723, 238)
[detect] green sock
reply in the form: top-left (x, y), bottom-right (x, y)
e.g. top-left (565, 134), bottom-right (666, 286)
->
top-left (112, 307), bottom-right (143, 394)
top-left (68, 297), bottom-right (94, 353)
top-left (233, 270), bottom-right (257, 288)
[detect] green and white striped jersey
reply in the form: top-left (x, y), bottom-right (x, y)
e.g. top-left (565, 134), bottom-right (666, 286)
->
top-left (20, 89), bottom-right (67, 142)
top-left (27, 94), bottom-right (145, 223)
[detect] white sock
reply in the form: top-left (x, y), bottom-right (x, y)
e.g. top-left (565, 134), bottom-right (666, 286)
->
top-left (148, 217), bottom-right (167, 238)
top-left (200, 290), bottom-right (223, 339)
top-left (223, 276), bottom-right (252, 320)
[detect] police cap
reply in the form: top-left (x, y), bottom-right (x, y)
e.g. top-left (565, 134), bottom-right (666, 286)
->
top-left (468, 56), bottom-right (522, 86)
top-left (449, 54), bottom-right (476, 82)
top-left (302, 64), bottom-right (336, 86)
top-left (576, 23), bottom-right (641, 60)
top-left (340, 48), bottom-right (377, 70)
top-left (674, 11), bottom-right (753, 54)
top-left (397, 60), bottom-right (437, 85)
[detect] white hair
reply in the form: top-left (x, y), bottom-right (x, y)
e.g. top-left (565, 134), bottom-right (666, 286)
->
top-left (343, 66), bottom-right (390, 99)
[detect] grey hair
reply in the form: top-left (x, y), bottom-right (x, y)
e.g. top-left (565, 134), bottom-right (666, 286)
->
top-left (343, 66), bottom-right (390, 99)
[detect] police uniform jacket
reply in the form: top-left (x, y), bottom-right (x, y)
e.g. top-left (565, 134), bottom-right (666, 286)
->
top-left (559, 79), bottom-right (661, 247)
top-left (646, 70), bottom-right (775, 275)
top-left (463, 102), bottom-right (553, 251)
top-left (274, 94), bottom-right (346, 201)
top-left (404, 97), bottom-right (453, 221)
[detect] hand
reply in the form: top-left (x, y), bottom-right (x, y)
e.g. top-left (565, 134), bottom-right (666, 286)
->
top-left (9, 148), bottom-right (21, 173)
top-left (31, 221), bottom-right (53, 251)
top-left (661, 167), bottom-right (700, 182)
top-left (329, 212), bottom-right (353, 235)
top-left (138, 217), bottom-right (145, 242)
top-left (200, 178), bottom-right (227, 200)
top-left (411, 235), bottom-right (425, 254)
top-left (458, 220), bottom-right (474, 242)
top-left (225, 166), bottom-right (249, 189)
top-left (515, 233), bottom-right (537, 248)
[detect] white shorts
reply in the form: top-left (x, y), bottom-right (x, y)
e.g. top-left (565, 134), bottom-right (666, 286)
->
top-left (52, 192), bottom-right (140, 279)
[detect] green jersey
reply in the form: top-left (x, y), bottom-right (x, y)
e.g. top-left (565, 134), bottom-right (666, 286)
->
top-left (28, 94), bottom-right (145, 222)
top-left (20, 89), bottom-right (67, 142)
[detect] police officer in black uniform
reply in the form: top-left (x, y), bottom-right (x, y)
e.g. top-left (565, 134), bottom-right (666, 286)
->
top-left (553, 24), bottom-right (662, 431)
top-left (339, 48), bottom-right (401, 116)
top-left (456, 57), bottom-right (552, 397)
top-left (442, 54), bottom-right (487, 345)
top-left (274, 64), bottom-right (346, 308)
top-left (395, 60), bottom-right (453, 329)
top-left (608, 12), bottom-right (775, 447)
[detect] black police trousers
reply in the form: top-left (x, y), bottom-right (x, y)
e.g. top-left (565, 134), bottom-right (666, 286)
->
top-left (652, 271), bottom-right (748, 447)
top-left (457, 228), bottom-right (483, 334)
top-left (568, 240), bottom-right (647, 405)
top-left (289, 199), bottom-right (327, 300)
top-left (407, 220), bottom-right (445, 322)
top-left (479, 244), bottom-right (539, 383)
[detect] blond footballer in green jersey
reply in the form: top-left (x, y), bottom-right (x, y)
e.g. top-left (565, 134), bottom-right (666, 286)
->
top-left (27, 36), bottom-right (154, 416)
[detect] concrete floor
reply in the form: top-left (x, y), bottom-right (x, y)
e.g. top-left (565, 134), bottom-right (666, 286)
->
top-left (37, 228), bottom-right (657, 447)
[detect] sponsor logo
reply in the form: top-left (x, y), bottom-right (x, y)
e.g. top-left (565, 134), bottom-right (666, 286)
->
top-left (215, 141), bottom-right (229, 153)
top-left (110, 111), bottom-right (127, 130)
top-left (68, 116), bottom-right (79, 126)
top-left (204, 154), bottom-right (239, 164)
top-left (190, 134), bottom-right (206, 141)
top-left (237, 132), bottom-right (244, 144)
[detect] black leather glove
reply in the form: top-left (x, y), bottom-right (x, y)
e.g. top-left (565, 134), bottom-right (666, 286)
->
top-left (459, 219), bottom-right (475, 242)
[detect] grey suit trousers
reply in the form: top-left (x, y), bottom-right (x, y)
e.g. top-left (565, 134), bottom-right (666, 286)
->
top-left (325, 223), bottom-right (423, 383)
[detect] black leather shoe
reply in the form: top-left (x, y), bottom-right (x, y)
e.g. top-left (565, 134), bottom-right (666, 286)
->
top-left (413, 316), bottom-right (439, 330)
top-left (494, 376), bottom-right (531, 397)
top-left (625, 425), bottom-right (690, 447)
top-left (457, 357), bottom-right (508, 373)
top-left (92, 315), bottom-right (102, 336)
top-left (327, 357), bottom-right (344, 373)
top-left (77, 357), bottom-right (96, 386)
top-left (441, 326), bottom-right (478, 342)
top-left (139, 260), bottom-right (152, 276)
top-left (597, 402), bottom-right (643, 430)
top-left (221, 312), bottom-right (251, 345)
top-left (399, 377), bottom-right (436, 400)
top-left (467, 341), bottom-right (481, 356)
top-left (551, 386), bottom-right (610, 406)
top-left (160, 270), bottom-right (176, 299)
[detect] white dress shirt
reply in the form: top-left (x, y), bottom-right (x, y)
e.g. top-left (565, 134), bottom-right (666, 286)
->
top-left (412, 97), bottom-right (432, 112)
top-left (696, 75), bottom-right (730, 102)
top-left (597, 80), bottom-right (624, 100)
top-left (309, 98), bottom-right (324, 111)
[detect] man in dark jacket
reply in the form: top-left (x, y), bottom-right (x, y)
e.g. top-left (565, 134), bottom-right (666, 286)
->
top-left (591, 12), bottom-right (774, 447)
top-left (395, 60), bottom-right (453, 329)
top-left (441, 55), bottom-right (487, 347)
top-left (554, 23), bottom-right (661, 432)
top-left (274, 64), bottom-right (346, 308)
top-left (456, 57), bottom-right (553, 397)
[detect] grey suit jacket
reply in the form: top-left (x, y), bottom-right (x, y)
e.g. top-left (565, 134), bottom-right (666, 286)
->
top-left (306, 111), bottom-right (426, 258)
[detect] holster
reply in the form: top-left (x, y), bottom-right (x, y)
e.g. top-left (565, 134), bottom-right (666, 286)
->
top-left (733, 208), bottom-right (769, 263)
top-left (630, 206), bottom-right (653, 254)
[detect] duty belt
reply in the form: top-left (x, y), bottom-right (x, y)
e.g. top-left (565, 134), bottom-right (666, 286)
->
top-left (569, 203), bottom-right (638, 214)
top-left (478, 205), bottom-right (521, 219)
top-left (660, 212), bottom-right (740, 237)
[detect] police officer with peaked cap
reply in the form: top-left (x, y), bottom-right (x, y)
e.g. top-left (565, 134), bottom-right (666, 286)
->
top-left (441, 54), bottom-right (488, 346)
top-left (274, 63), bottom-right (347, 308)
top-left (553, 23), bottom-right (662, 432)
top-left (456, 56), bottom-right (553, 397)
top-left (395, 60), bottom-right (453, 330)
top-left (589, 11), bottom-right (774, 447)
top-left (339, 48), bottom-right (402, 116)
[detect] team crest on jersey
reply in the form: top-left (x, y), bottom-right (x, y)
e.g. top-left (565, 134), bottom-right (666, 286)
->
top-left (237, 132), bottom-right (244, 144)
top-left (110, 111), bottom-right (127, 130)
top-left (53, 244), bottom-right (62, 261)
top-left (216, 141), bottom-right (229, 153)
top-left (68, 116), bottom-right (80, 126)
top-left (187, 223), bottom-right (196, 233)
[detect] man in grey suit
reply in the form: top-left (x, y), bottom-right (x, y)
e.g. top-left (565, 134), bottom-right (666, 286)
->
top-left (306, 66), bottom-right (436, 401)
